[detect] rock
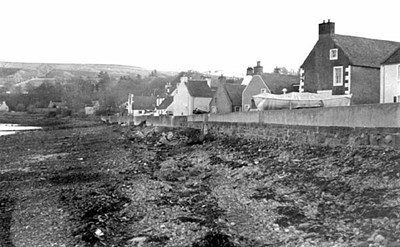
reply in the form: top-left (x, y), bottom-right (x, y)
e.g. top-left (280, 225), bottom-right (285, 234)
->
top-left (298, 223), bottom-right (311, 230)
top-left (354, 241), bottom-right (369, 247)
top-left (127, 236), bottom-right (146, 247)
top-left (387, 242), bottom-right (400, 247)
top-left (95, 228), bottom-right (104, 237)
top-left (134, 131), bottom-right (145, 138)
top-left (278, 151), bottom-right (291, 163)
top-left (384, 135), bottom-right (393, 144)
top-left (374, 234), bottom-right (385, 243)
top-left (167, 131), bottom-right (174, 140)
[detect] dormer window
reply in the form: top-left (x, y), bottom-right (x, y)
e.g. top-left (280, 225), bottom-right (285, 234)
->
top-left (330, 49), bottom-right (338, 60)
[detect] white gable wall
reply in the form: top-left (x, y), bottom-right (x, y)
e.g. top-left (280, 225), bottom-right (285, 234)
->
top-left (193, 97), bottom-right (212, 112)
top-left (381, 64), bottom-right (400, 103)
top-left (173, 82), bottom-right (191, 116)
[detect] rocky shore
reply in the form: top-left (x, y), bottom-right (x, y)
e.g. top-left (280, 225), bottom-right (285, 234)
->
top-left (1, 114), bottom-right (400, 247)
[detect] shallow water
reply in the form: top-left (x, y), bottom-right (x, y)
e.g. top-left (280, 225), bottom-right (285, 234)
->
top-left (0, 124), bottom-right (42, 136)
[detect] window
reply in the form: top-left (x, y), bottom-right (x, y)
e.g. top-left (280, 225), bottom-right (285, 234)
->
top-left (234, 106), bottom-right (241, 112)
top-left (211, 106), bottom-right (217, 114)
top-left (261, 88), bottom-right (267, 94)
top-left (398, 64), bottom-right (400, 81)
top-left (244, 104), bottom-right (250, 111)
top-left (333, 66), bottom-right (343, 86)
top-left (330, 49), bottom-right (338, 60)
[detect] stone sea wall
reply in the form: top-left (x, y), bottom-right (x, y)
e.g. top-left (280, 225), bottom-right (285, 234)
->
top-left (107, 103), bottom-right (400, 149)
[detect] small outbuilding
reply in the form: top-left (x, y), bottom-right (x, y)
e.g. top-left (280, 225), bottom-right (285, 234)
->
top-left (48, 100), bottom-right (68, 109)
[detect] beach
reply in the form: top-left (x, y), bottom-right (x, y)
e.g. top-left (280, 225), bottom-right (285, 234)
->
top-left (1, 113), bottom-right (400, 246)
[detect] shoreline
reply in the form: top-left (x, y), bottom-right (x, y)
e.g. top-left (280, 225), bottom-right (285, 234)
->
top-left (1, 115), bottom-right (400, 246)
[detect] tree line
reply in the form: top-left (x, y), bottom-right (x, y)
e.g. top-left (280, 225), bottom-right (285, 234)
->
top-left (0, 71), bottom-right (178, 114)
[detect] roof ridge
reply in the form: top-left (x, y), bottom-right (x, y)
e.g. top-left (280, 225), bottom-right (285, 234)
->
top-left (333, 34), bottom-right (400, 44)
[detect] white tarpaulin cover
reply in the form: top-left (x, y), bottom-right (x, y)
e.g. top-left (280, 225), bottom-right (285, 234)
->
top-left (253, 92), bottom-right (352, 110)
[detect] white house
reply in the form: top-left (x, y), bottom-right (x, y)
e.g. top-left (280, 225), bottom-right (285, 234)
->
top-left (173, 76), bottom-right (213, 116)
top-left (126, 94), bottom-right (156, 116)
top-left (85, 101), bottom-right (100, 115)
top-left (154, 96), bottom-right (173, 116)
top-left (0, 101), bottom-right (9, 112)
top-left (381, 47), bottom-right (400, 103)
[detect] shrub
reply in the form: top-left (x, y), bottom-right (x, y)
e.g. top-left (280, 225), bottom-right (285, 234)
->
top-left (15, 103), bottom-right (25, 112)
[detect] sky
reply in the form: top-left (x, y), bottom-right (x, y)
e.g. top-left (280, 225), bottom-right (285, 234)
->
top-left (1, 0), bottom-right (400, 77)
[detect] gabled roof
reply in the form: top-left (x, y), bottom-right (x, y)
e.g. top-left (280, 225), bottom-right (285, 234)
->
top-left (383, 47), bottom-right (400, 65)
top-left (186, 80), bottom-right (213, 98)
top-left (260, 73), bottom-right (299, 94)
top-left (332, 34), bottom-right (400, 68)
top-left (132, 96), bottom-right (156, 110)
top-left (156, 96), bottom-right (173, 110)
top-left (224, 84), bottom-right (245, 105)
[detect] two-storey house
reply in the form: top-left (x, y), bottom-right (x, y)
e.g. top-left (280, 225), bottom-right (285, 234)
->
top-left (210, 83), bottom-right (245, 114)
top-left (173, 76), bottom-right (213, 116)
top-left (301, 20), bottom-right (400, 105)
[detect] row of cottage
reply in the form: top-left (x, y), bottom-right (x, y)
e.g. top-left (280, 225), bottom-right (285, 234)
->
top-left (128, 21), bottom-right (400, 116)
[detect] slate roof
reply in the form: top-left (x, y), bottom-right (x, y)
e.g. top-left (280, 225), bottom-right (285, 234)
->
top-left (156, 96), bottom-right (173, 110)
top-left (224, 84), bottom-right (245, 105)
top-left (383, 47), bottom-right (400, 65)
top-left (132, 96), bottom-right (156, 110)
top-left (186, 80), bottom-right (213, 98)
top-left (260, 73), bottom-right (299, 94)
top-left (332, 34), bottom-right (400, 68)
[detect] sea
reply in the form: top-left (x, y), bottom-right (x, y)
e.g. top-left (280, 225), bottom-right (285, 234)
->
top-left (0, 124), bottom-right (42, 136)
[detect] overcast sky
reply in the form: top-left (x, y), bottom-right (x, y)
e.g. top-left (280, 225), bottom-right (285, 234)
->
top-left (1, 0), bottom-right (399, 77)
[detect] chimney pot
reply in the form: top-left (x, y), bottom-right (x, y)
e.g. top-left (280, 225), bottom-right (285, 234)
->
top-left (254, 61), bottom-right (263, 75)
top-left (246, 67), bottom-right (254, 76)
top-left (319, 20), bottom-right (335, 37)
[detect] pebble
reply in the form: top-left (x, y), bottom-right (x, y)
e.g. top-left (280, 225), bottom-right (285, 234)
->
top-left (374, 234), bottom-right (385, 243)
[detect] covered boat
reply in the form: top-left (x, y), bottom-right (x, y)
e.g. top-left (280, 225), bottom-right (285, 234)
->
top-left (252, 92), bottom-right (352, 111)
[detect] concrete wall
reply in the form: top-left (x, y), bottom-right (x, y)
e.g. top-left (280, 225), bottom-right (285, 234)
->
top-left (109, 103), bottom-right (400, 148)
top-left (200, 104), bottom-right (400, 148)
top-left (209, 111), bottom-right (260, 123)
top-left (259, 103), bottom-right (400, 128)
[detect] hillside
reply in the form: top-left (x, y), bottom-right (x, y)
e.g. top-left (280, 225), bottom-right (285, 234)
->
top-left (0, 61), bottom-right (178, 85)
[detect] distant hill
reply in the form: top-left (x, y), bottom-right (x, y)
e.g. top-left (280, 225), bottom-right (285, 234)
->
top-left (0, 61), bottom-right (178, 85)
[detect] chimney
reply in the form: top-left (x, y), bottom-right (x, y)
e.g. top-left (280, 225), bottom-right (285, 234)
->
top-left (246, 67), bottom-right (254, 76)
top-left (319, 19), bottom-right (335, 37)
top-left (253, 61), bottom-right (263, 75)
